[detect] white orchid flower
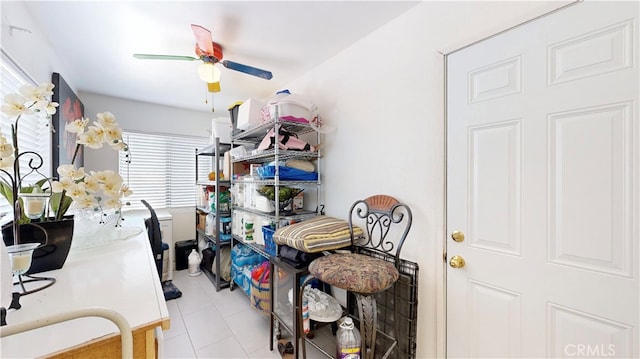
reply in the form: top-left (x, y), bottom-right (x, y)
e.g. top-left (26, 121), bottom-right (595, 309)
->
top-left (66, 182), bottom-right (88, 200)
top-left (101, 189), bottom-right (120, 199)
top-left (87, 125), bottom-right (106, 143)
top-left (82, 175), bottom-right (101, 193)
top-left (101, 180), bottom-right (122, 198)
top-left (74, 194), bottom-right (98, 209)
top-left (120, 184), bottom-right (133, 197)
top-left (92, 170), bottom-right (121, 184)
top-left (18, 85), bottom-right (38, 101)
top-left (57, 164), bottom-right (75, 177)
top-left (57, 164), bottom-right (85, 181)
top-left (109, 140), bottom-right (127, 151)
top-left (102, 197), bottom-right (122, 210)
top-left (19, 84), bottom-right (48, 102)
top-left (50, 177), bottom-right (75, 193)
top-left (96, 112), bottom-right (118, 127)
top-left (0, 155), bottom-right (14, 169)
top-left (0, 136), bottom-right (14, 157)
top-left (39, 83), bottom-right (55, 96)
top-left (30, 99), bottom-right (57, 117)
top-left (65, 118), bottom-right (89, 134)
top-left (1, 93), bottom-right (33, 117)
top-left (38, 99), bottom-right (59, 116)
top-left (103, 126), bottom-right (122, 144)
top-left (77, 128), bottom-right (104, 149)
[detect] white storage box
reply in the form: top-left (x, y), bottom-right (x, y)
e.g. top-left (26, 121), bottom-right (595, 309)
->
top-left (211, 117), bottom-right (231, 144)
top-left (237, 98), bottom-right (264, 130)
top-left (265, 101), bottom-right (312, 123)
top-left (262, 91), bottom-right (314, 124)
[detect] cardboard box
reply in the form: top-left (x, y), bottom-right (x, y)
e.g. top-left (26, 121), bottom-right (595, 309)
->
top-left (223, 151), bottom-right (250, 179)
top-left (196, 212), bottom-right (207, 231)
top-left (236, 98), bottom-right (264, 130)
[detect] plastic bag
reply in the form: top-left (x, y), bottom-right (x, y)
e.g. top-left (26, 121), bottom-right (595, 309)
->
top-left (257, 128), bottom-right (316, 152)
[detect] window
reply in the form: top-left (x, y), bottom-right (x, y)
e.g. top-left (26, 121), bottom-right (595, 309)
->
top-left (0, 51), bottom-right (52, 214)
top-left (118, 131), bottom-right (211, 210)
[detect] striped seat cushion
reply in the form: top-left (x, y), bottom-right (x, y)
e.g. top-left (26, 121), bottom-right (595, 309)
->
top-left (273, 216), bottom-right (363, 253)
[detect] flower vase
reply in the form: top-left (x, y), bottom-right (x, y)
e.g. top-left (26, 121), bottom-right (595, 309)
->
top-left (1, 216), bottom-right (75, 275)
top-left (71, 211), bottom-right (142, 250)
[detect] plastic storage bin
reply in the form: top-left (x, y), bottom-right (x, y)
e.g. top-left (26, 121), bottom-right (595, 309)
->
top-left (228, 101), bottom-right (243, 134)
top-left (262, 90), bottom-right (314, 124)
top-left (175, 239), bottom-right (198, 270)
top-left (266, 101), bottom-right (311, 123)
top-left (219, 216), bottom-right (232, 241)
top-left (211, 118), bottom-right (231, 144)
top-left (262, 225), bottom-right (277, 256)
top-left (256, 166), bottom-right (318, 181)
top-left (237, 98), bottom-right (264, 130)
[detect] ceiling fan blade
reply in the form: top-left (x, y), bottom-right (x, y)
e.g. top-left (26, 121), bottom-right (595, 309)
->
top-left (221, 60), bottom-right (273, 80)
top-left (191, 24), bottom-right (214, 55)
top-left (133, 54), bottom-right (199, 61)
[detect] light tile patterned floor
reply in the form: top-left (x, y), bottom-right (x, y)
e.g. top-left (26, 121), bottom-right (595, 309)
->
top-left (162, 269), bottom-right (334, 359)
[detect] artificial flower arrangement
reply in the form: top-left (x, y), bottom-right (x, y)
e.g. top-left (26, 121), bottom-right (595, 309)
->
top-left (1, 83), bottom-right (58, 223)
top-left (0, 82), bottom-right (132, 225)
top-left (51, 112), bottom-right (132, 224)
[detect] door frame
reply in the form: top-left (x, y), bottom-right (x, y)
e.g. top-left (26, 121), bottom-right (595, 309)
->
top-left (438, 2), bottom-right (581, 357)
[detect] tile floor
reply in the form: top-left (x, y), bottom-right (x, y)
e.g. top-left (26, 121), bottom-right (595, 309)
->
top-left (162, 269), bottom-right (335, 359)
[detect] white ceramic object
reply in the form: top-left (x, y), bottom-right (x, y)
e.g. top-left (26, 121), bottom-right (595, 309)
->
top-left (187, 249), bottom-right (201, 276)
top-left (1, 239), bottom-right (14, 309)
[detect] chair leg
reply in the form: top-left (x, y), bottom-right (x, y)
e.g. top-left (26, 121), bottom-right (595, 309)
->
top-left (355, 293), bottom-right (377, 359)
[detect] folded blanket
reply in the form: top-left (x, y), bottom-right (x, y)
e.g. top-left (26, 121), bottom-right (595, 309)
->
top-left (285, 159), bottom-right (315, 172)
top-left (273, 216), bottom-right (363, 253)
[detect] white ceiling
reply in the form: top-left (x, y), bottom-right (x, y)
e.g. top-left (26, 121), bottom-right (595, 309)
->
top-left (21, 1), bottom-right (420, 114)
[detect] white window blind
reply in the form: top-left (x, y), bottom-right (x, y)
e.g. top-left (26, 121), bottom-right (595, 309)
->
top-left (119, 131), bottom-right (211, 210)
top-left (0, 51), bottom-right (52, 214)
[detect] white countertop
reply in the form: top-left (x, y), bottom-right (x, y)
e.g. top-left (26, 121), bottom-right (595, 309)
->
top-left (0, 215), bottom-right (170, 358)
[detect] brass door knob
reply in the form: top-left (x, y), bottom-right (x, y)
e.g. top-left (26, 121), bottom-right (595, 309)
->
top-left (451, 230), bottom-right (465, 242)
top-left (449, 255), bottom-right (466, 268)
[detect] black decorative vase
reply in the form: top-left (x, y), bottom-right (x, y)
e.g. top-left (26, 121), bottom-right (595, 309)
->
top-left (2, 216), bottom-right (74, 275)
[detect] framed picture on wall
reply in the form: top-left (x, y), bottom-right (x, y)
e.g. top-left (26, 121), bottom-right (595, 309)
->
top-left (51, 72), bottom-right (84, 174)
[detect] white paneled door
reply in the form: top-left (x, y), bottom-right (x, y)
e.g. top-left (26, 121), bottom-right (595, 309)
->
top-left (446, 2), bottom-right (638, 358)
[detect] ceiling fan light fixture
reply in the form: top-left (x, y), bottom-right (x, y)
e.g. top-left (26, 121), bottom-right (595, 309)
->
top-left (207, 82), bottom-right (221, 93)
top-left (197, 62), bottom-right (221, 83)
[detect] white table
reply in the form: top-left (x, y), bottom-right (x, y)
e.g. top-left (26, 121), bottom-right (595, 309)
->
top-left (0, 215), bottom-right (170, 358)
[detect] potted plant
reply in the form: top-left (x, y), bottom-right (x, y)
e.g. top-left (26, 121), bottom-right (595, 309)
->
top-left (0, 83), bottom-right (132, 274)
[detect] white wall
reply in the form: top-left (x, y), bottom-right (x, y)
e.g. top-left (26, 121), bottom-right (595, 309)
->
top-left (0, 2), bottom-right (81, 98)
top-left (2, 1), bottom-right (575, 357)
top-left (79, 92), bottom-right (214, 244)
top-left (78, 91), bottom-right (212, 173)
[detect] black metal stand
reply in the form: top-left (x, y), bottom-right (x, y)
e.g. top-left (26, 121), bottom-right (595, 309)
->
top-left (14, 274), bottom-right (56, 296)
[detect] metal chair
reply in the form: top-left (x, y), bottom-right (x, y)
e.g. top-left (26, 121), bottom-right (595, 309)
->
top-left (141, 200), bottom-right (164, 281)
top-left (303, 194), bottom-right (412, 359)
top-left (0, 306), bottom-right (134, 358)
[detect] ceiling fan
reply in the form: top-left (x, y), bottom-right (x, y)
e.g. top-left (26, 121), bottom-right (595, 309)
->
top-left (133, 24), bottom-right (273, 94)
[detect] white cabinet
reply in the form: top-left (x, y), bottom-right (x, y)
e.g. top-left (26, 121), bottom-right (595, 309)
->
top-left (131, 208), bottom-right (173, 282)
top-left (157, 212), bottom-right (173, 281)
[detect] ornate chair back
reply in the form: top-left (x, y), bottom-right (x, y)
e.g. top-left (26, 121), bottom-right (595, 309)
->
top-left (348, 194), bottom-right (413, 269)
